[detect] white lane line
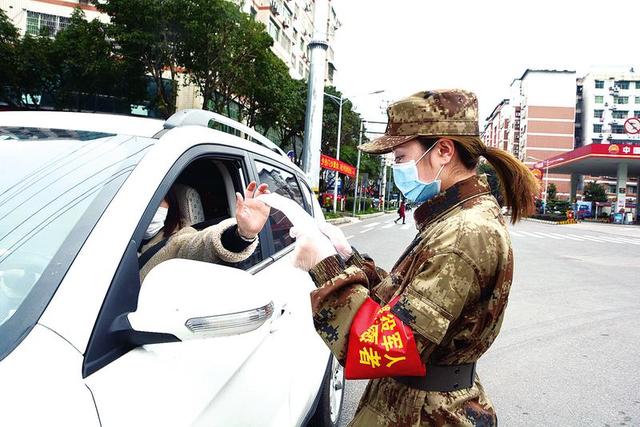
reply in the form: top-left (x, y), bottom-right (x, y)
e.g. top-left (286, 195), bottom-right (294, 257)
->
top-left (531, 232), bottom-right (563, 240)
top-left (596, 236), bottom-right (640, 245)
top-left (518, 231), bottom-right (544, 239)
top-left (382, 223), bottom-right (395, 229)
top-left (508, 230), bottom-right (524, 237)
top-left (345, 235), bottom-right (354, 240)
top-left (360, 228), bottom-right (373, 234)
top-left (363, 222), bottom-right (380, 228)
top-left (589, 235), bottom-right (636, 245)
top-left (568, 234), bottom-right (606, 243)
top-left (400, 224), bottom-right (412, 230)
top-left (556, 234), bottom-right (585, 241)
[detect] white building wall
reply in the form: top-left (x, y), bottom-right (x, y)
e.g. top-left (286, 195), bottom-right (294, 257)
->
top-left (580, 68), bottom-right (640, 146)
top-left (520, 71), bottom-right (577, 108)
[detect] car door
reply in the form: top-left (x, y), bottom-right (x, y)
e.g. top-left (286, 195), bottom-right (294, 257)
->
top-left (250, 156), bottom-right (330, 425)
top-left (84, 145), bottom-right (291, 427)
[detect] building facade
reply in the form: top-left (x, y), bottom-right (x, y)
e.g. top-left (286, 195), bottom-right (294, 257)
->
top-left (486, 67), bottom-right (639, 205)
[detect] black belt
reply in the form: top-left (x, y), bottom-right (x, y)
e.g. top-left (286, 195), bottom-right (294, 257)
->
top-left (393, 362), bottom-right (476, 392)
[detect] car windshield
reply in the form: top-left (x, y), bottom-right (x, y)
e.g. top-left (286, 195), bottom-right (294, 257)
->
top-left (0, 127), bottom-right (153, 352)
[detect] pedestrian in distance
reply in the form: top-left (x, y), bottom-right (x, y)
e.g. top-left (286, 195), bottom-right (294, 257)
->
top-left (394, 199), bottom-right (406, 224)
top-left (292, 89), bottom-right (539, 426)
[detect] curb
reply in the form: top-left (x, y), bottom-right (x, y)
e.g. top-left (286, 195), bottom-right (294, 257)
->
top-left (524, 218), bottom-right (579, 225)
top-left (326, 217), bottom-right (353, 225)
top-left (356, 212), bottom-right (386, 220)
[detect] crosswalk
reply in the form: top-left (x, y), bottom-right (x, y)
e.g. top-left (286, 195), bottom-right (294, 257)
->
top-left (343, 217), bottom-right (640, 246)
top-left (509, 229), bottom-right (640, 245)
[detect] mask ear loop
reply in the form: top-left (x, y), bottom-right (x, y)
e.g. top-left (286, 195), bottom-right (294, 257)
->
top-left (434, 164), bottom-right (446, 181)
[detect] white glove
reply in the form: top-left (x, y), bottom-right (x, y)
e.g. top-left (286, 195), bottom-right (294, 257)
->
top-left (290, 227), bottom-right (337, 272)
top-left (318, 221), bottom-right (353, 260)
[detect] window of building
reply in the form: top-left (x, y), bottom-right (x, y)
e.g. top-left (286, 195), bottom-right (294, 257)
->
top-left (250, 7), bottom-right (257, 19)
top-left (611, 124), bottom-right (625, 134)
top-left (608, 184), bottom-right (616, 193)
top-left (281, 34), bottom-right (292, 53)
top-left (635, 96), bottom-right (640, 104)
top-left (26, 11), bottom-right (70, 36)
top-left (298, 61), bottom-right (304, 76)
top-left (612, 110), bottom-right (629, 119)
top-left (594, 109), bottom-right (604, 118)
top-left (634, 110), bottom-right (640, 117)
top-left (268, 18), bottom-right (280, 43)
top-left (595, 95), bottom-right (604, 104)
top-left (292, 29), bottom-right (298, 48)
top-left (616, 81), bottom-right (630, 90)
top-left (593, 124), bottom-right (603, 133)
top-left (595, 80), bottom-right (604, 89)
top-left (636, 81), bottom-right (640, 89)
top-left (614, 96), bottom-right (629, 104)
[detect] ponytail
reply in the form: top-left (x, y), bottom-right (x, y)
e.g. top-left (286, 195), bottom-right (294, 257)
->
top-left (480, 144), bottom-right (540, 223)
top-left (418, 135), bottom-right (540, 224)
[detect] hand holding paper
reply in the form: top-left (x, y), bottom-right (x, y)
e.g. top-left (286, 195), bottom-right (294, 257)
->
top-left (257, 193), bottom-right (352, 271)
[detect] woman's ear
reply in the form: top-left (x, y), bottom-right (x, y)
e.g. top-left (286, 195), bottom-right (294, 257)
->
top-left (435, 138), bottom-right (455, 165)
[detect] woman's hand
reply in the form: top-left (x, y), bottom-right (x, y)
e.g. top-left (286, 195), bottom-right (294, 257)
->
top-left (236, 182), bottom-right (270, 239)
top-left (290, 227), bottom-right (337, 271)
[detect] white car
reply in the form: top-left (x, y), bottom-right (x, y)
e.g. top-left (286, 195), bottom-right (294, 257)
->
top-left (0, 110), bottom-right (344, 427)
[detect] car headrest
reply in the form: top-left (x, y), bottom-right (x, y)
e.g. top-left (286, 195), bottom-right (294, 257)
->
top-left (173, 184), bottom-right (205, 227)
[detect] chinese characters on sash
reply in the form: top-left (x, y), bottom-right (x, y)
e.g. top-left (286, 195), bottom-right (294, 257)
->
top-left (345, 297), bottom-right (426, 379)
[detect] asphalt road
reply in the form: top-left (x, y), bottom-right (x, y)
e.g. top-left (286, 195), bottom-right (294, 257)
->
top-left (336, 213), bottom-right (640, 427)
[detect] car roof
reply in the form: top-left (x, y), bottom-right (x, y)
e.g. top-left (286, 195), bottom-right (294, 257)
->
top-left (0, 111), bottom-right (165, 137)
top-left (0, 110), bottom-right (307, 178)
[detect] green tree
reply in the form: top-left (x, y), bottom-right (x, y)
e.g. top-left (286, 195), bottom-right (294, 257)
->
top-left (98, 0), bottom-right (183, 118)
top-left (13, 33), bottom-right (57, 108)
top-left (583, 181), bottom-right (607, 202)
top-left (52, 9), bottom-right (146, 111)
top-left (546, 183), bottom-right (557, 201)
top-left (0, 9), bottom-right (20, 105)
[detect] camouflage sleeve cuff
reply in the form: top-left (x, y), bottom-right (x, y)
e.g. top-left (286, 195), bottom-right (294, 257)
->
top-left (345, 249), bottom-right (367, 269)
top-left (309, 255), bottom-right (346, 287)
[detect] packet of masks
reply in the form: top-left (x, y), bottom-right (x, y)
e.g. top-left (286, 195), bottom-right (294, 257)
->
top-left (256, 193), bottom-right (352, 263)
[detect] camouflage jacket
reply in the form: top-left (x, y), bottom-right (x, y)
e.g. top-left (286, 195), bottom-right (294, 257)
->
top-left (309, 175), bottom-right (512, 426)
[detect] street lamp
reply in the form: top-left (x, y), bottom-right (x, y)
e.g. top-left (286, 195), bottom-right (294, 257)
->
top-left (529, 155), bottom-right (565, 214)
top-left (324, 89), bottom-right (384, 213)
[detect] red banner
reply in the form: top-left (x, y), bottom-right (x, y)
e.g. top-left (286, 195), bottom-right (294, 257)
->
top-left (320, 154), bottom-right (357, 178)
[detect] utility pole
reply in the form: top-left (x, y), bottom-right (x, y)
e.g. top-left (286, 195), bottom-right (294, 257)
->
top-left (353, 121), bottom-right (363, 217)
top-left (301, 0), bottom-right (329, 193)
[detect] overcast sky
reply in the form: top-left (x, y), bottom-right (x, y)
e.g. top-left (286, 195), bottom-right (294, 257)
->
top-left (330, 0), bottom-right (640, 134)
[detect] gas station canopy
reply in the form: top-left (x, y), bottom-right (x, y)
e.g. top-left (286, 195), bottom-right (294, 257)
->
top-left (537, 143), bottom-right (640, 176)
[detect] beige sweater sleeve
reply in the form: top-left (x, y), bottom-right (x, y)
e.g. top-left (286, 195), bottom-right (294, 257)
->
top-left (140, 218), bottom-right (259, 283)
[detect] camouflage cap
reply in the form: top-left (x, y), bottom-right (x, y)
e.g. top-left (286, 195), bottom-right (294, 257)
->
top-left (359, 89), bottom-right (479, 154)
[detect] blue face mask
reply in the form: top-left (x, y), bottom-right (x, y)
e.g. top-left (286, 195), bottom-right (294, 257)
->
top-left (392, 145), bottom-right (445, 203)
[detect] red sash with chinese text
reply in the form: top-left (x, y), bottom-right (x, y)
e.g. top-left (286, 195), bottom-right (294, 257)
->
top-left (345, 296), bottom-right (426, 379)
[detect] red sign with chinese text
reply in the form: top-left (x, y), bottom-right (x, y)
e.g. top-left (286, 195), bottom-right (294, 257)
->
top-left (345, 296), bottom-right (426, 379)
top-left (320, 154), bottom-right (357, 178)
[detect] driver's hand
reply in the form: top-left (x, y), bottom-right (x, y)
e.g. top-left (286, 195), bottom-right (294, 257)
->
top-left (235, 181), bottom-right (270, 239)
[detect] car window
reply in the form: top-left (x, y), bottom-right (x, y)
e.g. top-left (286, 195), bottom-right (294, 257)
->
top-left (254, 160), bottom-right (305, 253)
top-left (138, 156), bottom-right (266, 279)
top-left (298, 179), bottom-right (314, 216)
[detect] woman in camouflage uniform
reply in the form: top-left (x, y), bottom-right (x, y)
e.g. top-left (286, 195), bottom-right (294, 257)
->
top-left (294, 89), bottom-right (539, 426)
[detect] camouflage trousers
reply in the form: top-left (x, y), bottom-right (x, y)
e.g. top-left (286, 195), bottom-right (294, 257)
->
top-left (348, 375), bottom-right (497, 427)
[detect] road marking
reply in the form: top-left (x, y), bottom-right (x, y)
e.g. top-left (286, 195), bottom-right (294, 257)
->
top-left (590, 235), bottom-right (637, 245)
top-left (345, 235), bottom-right (354, 240)
top-left (508, 230), bottom-right (523, 237)
top-left (360, 228), bottom-right (373, 234)
top-left (363, 222), bottom-right (380, 228)
top-left (568, 234), bottom-right (606, 243)
top-left (400, 224), bottom-right (412, 230)
top-left (556, 234), bottom-right (585, 241)
top-left (596, 236), bottom-right (640, 245)
top-left (518, 231), bottom-right (544, 239)
top-left (382, 223), bottom-right (395, 229)
top-left (531, 232), bottom-right (563, 240)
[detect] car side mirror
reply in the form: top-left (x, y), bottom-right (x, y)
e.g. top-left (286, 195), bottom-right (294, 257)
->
top-left (126, 259), bottom-right (274, 343)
